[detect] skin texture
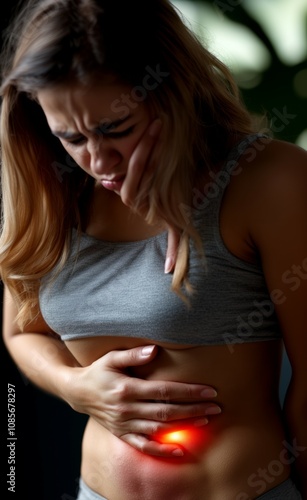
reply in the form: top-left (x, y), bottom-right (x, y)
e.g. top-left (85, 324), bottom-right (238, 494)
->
top-left (3, 79), bottom-right (307, 499)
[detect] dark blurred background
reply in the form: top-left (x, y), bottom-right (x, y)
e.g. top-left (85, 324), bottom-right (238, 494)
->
top-left (174, 0), bottom-right (307, 146)
top-left (1, 1), bottom-right (306, 499)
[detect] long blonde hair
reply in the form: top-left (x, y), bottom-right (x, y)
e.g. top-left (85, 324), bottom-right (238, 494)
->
top-left (0, 0), bottom-right (255, 328)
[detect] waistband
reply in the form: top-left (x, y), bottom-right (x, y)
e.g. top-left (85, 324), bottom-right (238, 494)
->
top-left (77, 476), bottom-right (301, 500)
top-left (256, 478), bottom-right (301, 499)
top-left (77, 478), bottom-right (108, 500)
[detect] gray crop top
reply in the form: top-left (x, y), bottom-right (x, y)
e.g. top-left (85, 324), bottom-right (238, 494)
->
top-left (39, 134), bottom-right (281, 346)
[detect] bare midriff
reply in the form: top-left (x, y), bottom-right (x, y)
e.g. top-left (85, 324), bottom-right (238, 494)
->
top-left (66, 337), bottom-right (290, 500)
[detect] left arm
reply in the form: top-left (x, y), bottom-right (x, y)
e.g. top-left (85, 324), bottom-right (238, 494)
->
top-left (247, 140), bottom-right (307, 497)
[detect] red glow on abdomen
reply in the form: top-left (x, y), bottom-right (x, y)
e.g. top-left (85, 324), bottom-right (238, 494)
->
top-left (153, 426), bottom-right (207, 450)
top-left (156, 429), bottom-right (192, 445)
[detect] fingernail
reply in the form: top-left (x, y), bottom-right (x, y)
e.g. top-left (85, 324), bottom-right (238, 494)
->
top-left (201, 388), bottom-right (217, 398)
top-left (205, 406), bottom-right (221, 415)
top-left (194, 418), bottom-right (209, 427)
top-left (141, 345), bottom-right (155, 357)
top-left (164, 256), bottom-right (174, 274)
top-left (172, 448), bottom-right (184, 456)
top-left (149, 119), bottom-right (162, 138)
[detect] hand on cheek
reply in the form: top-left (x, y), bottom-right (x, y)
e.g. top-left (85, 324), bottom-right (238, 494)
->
top-left (119, 119), bottom-right (180, 274)
top-left (120, 118), bottom-right (162, 209)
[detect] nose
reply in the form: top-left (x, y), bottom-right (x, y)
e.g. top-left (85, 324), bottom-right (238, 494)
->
top-left (88, 134), bottom-right (121, 175)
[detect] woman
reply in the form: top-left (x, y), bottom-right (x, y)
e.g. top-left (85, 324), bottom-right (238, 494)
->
top-left (1, 0), bottom-right (306, 499)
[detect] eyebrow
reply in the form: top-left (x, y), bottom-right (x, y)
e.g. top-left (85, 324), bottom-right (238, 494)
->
top-left (51, 115), bottom-right (132, 140)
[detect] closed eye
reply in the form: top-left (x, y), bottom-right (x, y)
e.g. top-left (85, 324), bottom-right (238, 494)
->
top-left (63, 125), bottom-right (135, 147)
top-left (98, 125), bottom-right (135, 139)
top-left (66, 136), bottom-right (86, 146)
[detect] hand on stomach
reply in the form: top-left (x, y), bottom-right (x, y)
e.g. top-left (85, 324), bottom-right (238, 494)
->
top-left (78, 339), bottom-right (290, 500)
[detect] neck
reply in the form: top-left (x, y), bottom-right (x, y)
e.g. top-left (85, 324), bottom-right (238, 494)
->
top-left (85, 183), bottom-right (166, 242)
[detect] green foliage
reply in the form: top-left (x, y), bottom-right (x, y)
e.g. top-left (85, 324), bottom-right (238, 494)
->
top-left (188, 0), bottom-right (307, 144)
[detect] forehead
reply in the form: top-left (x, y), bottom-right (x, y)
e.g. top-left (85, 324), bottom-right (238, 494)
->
top-left (36, 75), bottom-right (149, 131)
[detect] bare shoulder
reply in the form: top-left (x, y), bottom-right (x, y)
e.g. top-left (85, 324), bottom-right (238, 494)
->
top-left (237, 138), bottom-right (307, 214)
top-left (237, 137), bottom-right (307, 258)
top-left (255, 139), bottom-right (307, 181)
top-left (243, 140), bottom-right (307, 384)
top-left (258, 137), bottom-right (307, 162)
top-left (219, 138), bottom-right (307, 263)
top-left (223, 137), bottom-right (307, 260)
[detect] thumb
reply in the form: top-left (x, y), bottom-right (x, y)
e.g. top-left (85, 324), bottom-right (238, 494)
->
top-left (105, 345), bottom-right (159, 370)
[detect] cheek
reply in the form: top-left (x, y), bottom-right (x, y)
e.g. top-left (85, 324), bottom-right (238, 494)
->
top-left (119, 140), bottom-right (138, 161)
top-left (120, 127), bottom-right (149, 160)
top-left (62, 145), bottom-right (90, 171)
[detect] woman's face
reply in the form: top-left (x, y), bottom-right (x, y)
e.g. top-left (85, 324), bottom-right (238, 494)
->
top-left (37, 75), bottom-right (153, 194)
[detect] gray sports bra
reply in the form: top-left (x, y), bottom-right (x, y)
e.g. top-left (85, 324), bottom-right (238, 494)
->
top-left (39, 133), bottom-right (281, 346)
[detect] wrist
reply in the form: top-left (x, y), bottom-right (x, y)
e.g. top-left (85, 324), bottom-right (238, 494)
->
top-left (54, 364), bottom-right (83, 405)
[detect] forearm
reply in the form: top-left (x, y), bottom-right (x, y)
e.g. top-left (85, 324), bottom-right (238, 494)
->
top-left (286, 423), bottom-right (307, 499)
top-left (4, 332), bottom-right (81, 403)
top-left (283, 392), bottom-right (307, 498)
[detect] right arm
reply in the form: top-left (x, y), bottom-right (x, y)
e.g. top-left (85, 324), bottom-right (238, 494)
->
top-left (3, 287), bottom-right (219, 456)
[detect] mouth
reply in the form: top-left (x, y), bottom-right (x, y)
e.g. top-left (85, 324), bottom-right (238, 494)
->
top-left (101, 175), bottom-right (125, 192)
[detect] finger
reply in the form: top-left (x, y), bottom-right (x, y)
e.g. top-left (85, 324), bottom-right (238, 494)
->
top-left (122, 433), bottom-right (185, 457)
top-left (120, 400), bottom-right (221, 423)
top-left (103, 345), bottom-right (159, 369)
top-left (164, 225), bottom-right (180, 274)
top-left (120, 119), bottom-right (162, 207)
top-left (128, 380), bottom-right (218, 403)
top-left (108, 415), bottom-right (211, 437)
